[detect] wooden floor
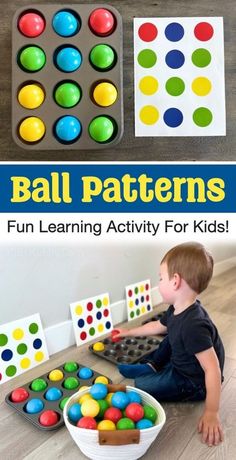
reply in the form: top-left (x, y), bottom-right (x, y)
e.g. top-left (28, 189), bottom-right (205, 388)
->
top-left (1, 267), bottom-right (236, 459)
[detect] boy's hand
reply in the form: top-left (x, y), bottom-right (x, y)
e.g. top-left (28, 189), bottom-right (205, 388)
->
top-left (111, 328), bottom-right (129, 339)
top-left (198, 410), bottom-right (224, 446)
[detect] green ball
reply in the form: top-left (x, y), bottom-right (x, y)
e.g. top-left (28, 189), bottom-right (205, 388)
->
top-left (31, 378), bottom-right (47, 392)
top-left (54, 82), bottom-right (81, 108)
top-left (59, 396), bottom-right (70, 410)
top-left (97, 399), bottom-right (109, 418)
top-left (117, 417), bottom-right (135, 430)
top-left (20, 46), bottom-right (46, 71)
top-left (64, 361), bottom-right (78, 372)
top-left (89, 116), bottom-right (114, 143)
top-left (143, 404), bottom-right (157, 423)
top-left (63, 377), bottom-right (79, 390)
top-left (90, 44), bottom-right (115, 70)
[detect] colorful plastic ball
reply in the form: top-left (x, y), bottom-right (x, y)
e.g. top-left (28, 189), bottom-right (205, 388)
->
top-left (143, 404), bottom-right (158, 423)
top-left (18, 83), bottom-right (45, 109)
top-left (52, 10), bottom-right (79, 37)
top-left (93, 82), bottom-right (117, 107)
top-left (117, 417), bottom-right (135, 430)
top-left (88, 116), bottom-right (115, 143)
top-left (111, 329), bottom-right (121, 343)
top-left (64, 361), bottom-right (78, 372)
top-left (78, 367), bottom-right (93, 379)
top-left (105, 392), bottom-right (114, 406)
top-left (136, 419), bottom-right (154, 429)
top-left (25, 398), bottom-right (44, 414)
top-left (97, 420), bottom-right (116, 431)
top-left (59, 397), bottom-right (69, 410)
top-left (89, 8), bottom-right (115, 36)
top-left (90, 383), bottom-right (108, 400)
top-left (127, 391), bottom-right (142, 404)
top-left (48, 369), bottom-right (64, 382)
top-left (93, 342), bottom-right (105, 352)
top-left (63, 376), bottom-right (79, 390)
top-left (104, 407), bottom-right (122, 424)
top-left (97, 399), bottom-right (109, 418)
top-left (111, 391), bottom-right (130, 410)
top-left (125, 403), bottom-right (144, 422)
top-left (45, 387), bottom-right (62, 401)
top-left (81, 399), bottom-right (100, 418)
top-left (55, 46), bottom-right (82, 72)
top-left (18, 12), bottom-right (45, 37)
top-left (19, 46), bottom-right (46, 72)
top-left (39, 410), bottom-right (59, 426)
top-left (77, 416), bottom-right (97, 429)
top-left (78, 394), bottom-right (92, 405)
top-left (94, 376), bottom-right (109, 385)
top-left (31, 378), bottom-right (47, 392)
top-left (68, 403), bottom-right (82, 423)
top-left (54, 82), bottom-right (81, 108)
top-left (90, 44), bottom-right (115, 70)
top-left (19, 117), bottom-right (45, 143)
top-left (11, 387), bottom-right (29, 403)
top-left (55, 116), bottom-right (81, 143)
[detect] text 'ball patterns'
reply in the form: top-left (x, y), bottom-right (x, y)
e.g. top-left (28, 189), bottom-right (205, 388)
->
top-left (70, 293), bottom-right (113, 346)
top-left (126, 280), bottom-right (153, 321)
top-left (12, 5), bottom-right (123, 150)
top-left (134, 17), bottom-right (226, 137)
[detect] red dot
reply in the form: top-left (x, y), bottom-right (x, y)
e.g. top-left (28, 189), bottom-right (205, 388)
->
top-left (80, 331), bottom-right (87, 340)
top-left (128, 289), bottom-right (133, 297)
top-left (0, 373), bottom-right (2, 381)
top-left (194, 22), bottom-right (214, 41)
top-left (87, 315), bottom-right (93, 324)
top-left (146, 295), bottom-right (150, 301)
top-left (103, 309), bottom-right (109, 317)
top-left (87, 302), bottom-right (93, 311)
top-left (138, 22), bottom-right (158, 42)
top-left (145, 284), bottom-right (149, 290)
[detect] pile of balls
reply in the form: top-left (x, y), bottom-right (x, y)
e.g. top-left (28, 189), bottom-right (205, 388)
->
top-left (67, 383), bottom-right (158, 431)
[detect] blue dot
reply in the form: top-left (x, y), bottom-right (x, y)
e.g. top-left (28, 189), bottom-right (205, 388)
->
top-left (165, 23), bottom-right (184, 41)
top-left (1, 349), bottom-right (13, 361)
top-left (141, 296), bottom-right (144, 302)
top-left (55, 116), bottom-right (82, 143)
top-left (165, 50), bottom-right (185, 69)
top-left (96, 311), bottom-right (102, 320)
top-left (164, 108), bottom-right (183, 128)
top-left (33, 339), bottom-right (42, 350)
top-left (147, 304), bottom-right (151, 311)
top-left (105, 321), bottom-right (111, 329)
top-left (78, 319), bottom-right (85, 328)
top-left (135, 299), bottom-right (139, 306)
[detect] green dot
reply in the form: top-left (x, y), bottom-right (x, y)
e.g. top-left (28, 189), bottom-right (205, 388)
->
top-left (90, 44), bottom-right (115, 70)
top-left (6, 365), bottom-right (17, 377)
top-left (89, 327), bottom-right (95, 336)
top-left (130, 311), bottom-right (135, 319)
top-left (89, 116), bottom-right (115, 143)
top-left (64, 361), bottom-right (78, 372)
top-left (192, 48), bottom-right (211, 67)
top-left (136, 309), bottom-right (140, 316)
top-left (0, 334), bottom-right (8, 346)
top-left (19, 46), bottom-right (46, 72)
top-left (17, 343), bottom-right (27, 355)
top-left (166, 77), bottom-right (185, 96)
top-left (134, 287), bottom-right (139, 295)
top-left (193, 107), bottom-right (213, 127)
top-left (29, 323), bottom-right (39, 334)
top-left (54, 82), bottom-right (81, 108)
top-left (63, 377), bottom-right (79, 390)
top-left (59, 396), bottom-right (70, 410)
top-left (31, 378), bottom-right (47, 391)
top-left (96, 299), bottom-right (102, 308)
top-left (137, 49), bottom-right (157, 68)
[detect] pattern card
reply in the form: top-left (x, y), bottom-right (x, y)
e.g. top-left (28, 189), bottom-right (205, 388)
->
top-left (70, 293), bottom-right (113, 346)
top-left (126, 280), bottom-right (153, 321)
top-left (134, 17), bottom-right (226, 136)
top-left (0, 314), bottom-right (49, 385)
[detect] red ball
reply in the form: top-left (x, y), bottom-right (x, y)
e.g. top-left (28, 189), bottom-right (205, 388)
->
top-left (104, 407), bottom-right (122, 424)
top-left (11, 387), bottom-right (29, 403)
top-left (89, 8), bottom-right (115, 36)
top-left (18, 12), bottom-right (45, 37)
top-left (39, 410), bottom-right (59, 426)
top-left (77, 416), bottom-right (97, 430)
top-left (111, 329), bottom-right (121, 343)
top-left (125, 403), bottom-right (144, 422)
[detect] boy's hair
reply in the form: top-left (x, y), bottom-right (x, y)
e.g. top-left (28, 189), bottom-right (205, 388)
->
top-left (161, 242), bottom-right (214, 294)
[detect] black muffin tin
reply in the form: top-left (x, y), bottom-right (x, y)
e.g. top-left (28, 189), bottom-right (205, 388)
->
top-left (5, 361), bottom-right (112, 431)
top-left (142, 311), bottom-right (167, 325)
top-left (89, 336), bottom-right (161, 365)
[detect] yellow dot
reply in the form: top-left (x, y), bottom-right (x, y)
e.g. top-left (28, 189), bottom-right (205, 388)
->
top-left (49, 369), bottom-right (63, 381)
top-left (35, 351), bottom-right (44, 362)
top-left (19, 117), bottom-right (45, 142)
top-left (94, 376), bottom-right (109, 384)
top-left (12, 328), bottom-right (24, 340)
top-left (18, 84), bottom-right (45, 109)
top-left (129, 300), bottom-right (134, 308)
top-left (93, 342), bottom-right (105, 352)
top-left (139, 76), bottom-right (159, 95)
top-left (192, 77), bottom-right (212, 96)
top-left (98, 324), bottom-right (104, 333)
top-left (140, 106), bottom-right (159, 125)
top-left (103, 297), bottom-right (109, 306)
top-left (140, 285), bottom-right (144, 293)
top-left (93, 82), bottom-right (117, 107)
top-left (20, 357), bottom-right (31, 369)
top-left (141, 306), bottom-right (146, 314)
top-left (75, 305), bottom-right (83, 315)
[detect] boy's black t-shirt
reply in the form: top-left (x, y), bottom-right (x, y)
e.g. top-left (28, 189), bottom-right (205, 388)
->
top-left (160, 300), bottom-right (225, 386)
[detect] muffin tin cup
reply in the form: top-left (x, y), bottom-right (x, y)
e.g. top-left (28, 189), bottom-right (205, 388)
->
top-left (12, 4), bottom-right (123, 150)
top-left (89, 336), bottom-right (161, 365)
top-left (5, 361), bottom-right (112, 431)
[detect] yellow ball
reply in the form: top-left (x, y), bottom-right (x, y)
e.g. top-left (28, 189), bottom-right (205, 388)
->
top-left (97, 420), bottom-right (116, 431)
top-left (93, 342), bottom-right (105, 352)
top-left (81, 398), bottom-right (100, 418)
top-left (94, 376), bottom-right (109, 385)
top-left (78, 393), bottom-right (92, 404)
top-left (18, 84), bottom-right (45, 109)
top-left (19, 117), bottom-right (45, 142)
top-left (105, 392), bottom-right (114, 406)
top-left (48, 369), bottom-right (64, 381)
top-left (93, 82), bottom-right (117, 107)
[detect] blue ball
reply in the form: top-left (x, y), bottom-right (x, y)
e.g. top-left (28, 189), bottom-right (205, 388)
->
top-left (127, 391), bottom-right (142, 404)
top-left (55, 116), bottom-right (82, 143)
top-left (56, 47), bottom-right (82, 72)
top-left (25, 398), bottom-right (44, 414)
top-left (136, 418), bottom-right (154, 429)
top-left (111, 391), bottom-right (130, 410)
top-left (52, 11), bottom-right (79, 37)
top-left (68, 403), bottom-right (82, 422)
top-left (45, 387), bottom-right (62, 401)
top-left (78, 367), bottom-right (93, 379)
top-left (90, 383), bottom-right (108, 400)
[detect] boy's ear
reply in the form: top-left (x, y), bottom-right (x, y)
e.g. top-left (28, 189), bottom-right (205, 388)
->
top-left (172, 273), bottom-right (181, 290)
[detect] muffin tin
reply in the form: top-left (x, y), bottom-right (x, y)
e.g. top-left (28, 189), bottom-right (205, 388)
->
top-left (142, 311), bottom-right (167, 325)
top-left (12, 4), bottom-right (123, 150)
top-left (89, 336), bottom-right (161, 365)
top-left (5, 361), bottom-right (112, 431)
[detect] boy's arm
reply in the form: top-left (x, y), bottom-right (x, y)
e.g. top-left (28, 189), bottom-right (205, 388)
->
top-left (113, 320), bottom-right (167, 338)
top-left (195, 347), bottom-right (224, 446)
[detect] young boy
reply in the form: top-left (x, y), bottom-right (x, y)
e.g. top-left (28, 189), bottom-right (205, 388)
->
top-left (113, 242), bottom-right (225, 447)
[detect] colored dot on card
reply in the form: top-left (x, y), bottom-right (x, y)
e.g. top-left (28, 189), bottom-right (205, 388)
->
top-left (87, 302), bottom-right (93, 311)
top-left (105, 321), bottom-right (111, 329)
top-left (6, 365), bottom-right (17, 377)
top-left (138, 22), bottom-right (158, 42)
top-left (135, 299), bottom-right (139, 306)
top-left (96, 299), bottom-right (102, 308)
top-left (87, 315), bottom-right (93, 324)
top-left (35, 351), bottom-right (44, 362)
top-left (141, 296), bottom-right (145, 302)
top-left (141, 306), bottom-right (146, 314)
top-left (130, 311), bottom-right (135, 319)
top-left (192, 48), bottom-right (211, 67)
top-left (78, 319), bottom-right (85, 328)
top-left (12, 328), bottom-right (24, 340)
top-left (140, 285), bottom-right (144, 293)
top-left (75, 305), bottom-right (83, 315)
top-left (128, 290), bottom-right (133, 297)
top-left (140, 106), bottom-right (159, 125)
top-left (192, 77), bottom-right (212, 96)
top-left (134, 287), bottom-right (139, 294)
top-left (89, 327), bottom-right (95, 336)
top-left (139, 76), bottom-right (159, 95)
top-left (33, 339), bottom-right (42, 349)
top-left (96, 311), bottom-right (102, 320)
top-left (20, 357), bottom-right (31, 369)
top-left (129, 301), bottom-right (134, 308)
top-left (145, 283), bottom-right (149, 290)
top-left (104, 309), bottom-right (109, 317)
top-left (163, 108), bottom-right (183, 127)
top-left (138, 49), bottom-right (157, 68)
top-left (165, 50), bottom-right (185, 69)
top-left (146, 295), bottom-right (150, 301)
top-left (194, 22), bottom-right (214, 41)
top-left (147, 304), bottom-right (151, 311)
top-left (165, 22), bottom-right (184, 41)
top-left (29, 323), bottom-right (39, 334)
top-left (165, 77), bottom-right (185, 96)
top-left (103, 297), bottom-right (109, 306)
top-left (193, 107), bottom-right (213, 127)
top-left (80, 331), bottom-right (87, 340)
top-left (136, 309), bottom-right (140, 316)
top-left (2, 349), bottom-right (13, 361)
top-left (0, 373), bottom-right (2, 381)
top-left (0, 334), bottom-right (8, 346)
top-left (17, 343), bottom-right (27, 355)
top-left (98, 324), bottom-right (104, 333)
